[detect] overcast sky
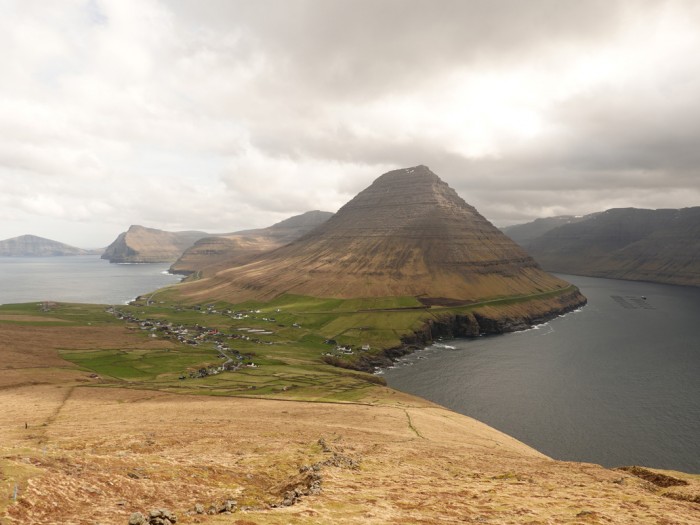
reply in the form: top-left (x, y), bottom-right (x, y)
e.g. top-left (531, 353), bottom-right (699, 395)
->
top-left (2, 0), bottom-right (700, 248)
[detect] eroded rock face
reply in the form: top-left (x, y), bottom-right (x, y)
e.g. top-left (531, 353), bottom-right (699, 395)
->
top-left (178, 166), bottom-right (583, 305)
top-left (102, 226), bottom-right (209, 264)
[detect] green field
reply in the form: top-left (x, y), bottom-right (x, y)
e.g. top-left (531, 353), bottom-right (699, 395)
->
top-left (0, 286), bottom-right (577, 403)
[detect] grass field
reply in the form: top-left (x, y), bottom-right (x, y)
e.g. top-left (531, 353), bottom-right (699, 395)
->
top-left (0, 285), bottom-right (579, 403)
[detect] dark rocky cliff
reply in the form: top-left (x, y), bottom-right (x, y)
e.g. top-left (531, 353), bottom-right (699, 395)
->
top-left (328, 287), bottom-right (586, 373)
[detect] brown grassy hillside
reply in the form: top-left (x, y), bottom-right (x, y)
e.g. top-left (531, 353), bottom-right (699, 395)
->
top-left (175, 166), bottom-right (578, 305)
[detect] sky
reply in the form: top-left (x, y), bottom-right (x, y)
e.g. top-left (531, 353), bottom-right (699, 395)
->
top-left (2, 0), bottom-right (700, 248)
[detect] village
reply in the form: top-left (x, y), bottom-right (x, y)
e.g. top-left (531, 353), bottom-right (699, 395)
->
top-left (105, 302), bottom-right (372, 380)
top-left (106, 304), bottom-right (263, 379)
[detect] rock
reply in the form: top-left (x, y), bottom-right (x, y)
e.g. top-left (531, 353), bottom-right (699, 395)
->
top-left (219, 499), bottom-right (236, 513)
top-left (128, 512), bottom-right (145, 525)
top-left (161, 509), bottom-right (177, 523)
top-left (281, 491), bottom-right (295, 507)
top-left (193, 503), bottom-right (205, 514)
top-left (318, 437), bottom-right (331, 453)
top-left (325, 453), bottom-right (360, 470)
top-left (140, 509), bottom-right (176, 525)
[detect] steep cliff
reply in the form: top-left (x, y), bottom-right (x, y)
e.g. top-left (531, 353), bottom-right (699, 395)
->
top-left (101, 226), bottom-right (209, 263)
top-left (175, 166), bottom-right (585, 307)
top-left (525, 207), bottom-right (700, 287)
top-left (0, 235), bottom-right (89, 256)
top-left (170, 210), bottom-right (333, 276)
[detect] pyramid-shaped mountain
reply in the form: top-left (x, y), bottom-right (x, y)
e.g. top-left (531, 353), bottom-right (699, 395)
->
top-left (177, 166), bottom-right (576, 304)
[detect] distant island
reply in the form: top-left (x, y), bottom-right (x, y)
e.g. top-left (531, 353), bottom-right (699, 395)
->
top-left (0, 234), bottom-right (98, 257)
top-left (503, 207), bottom-right (700, 287)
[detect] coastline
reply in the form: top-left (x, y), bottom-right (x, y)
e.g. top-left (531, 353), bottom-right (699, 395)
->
top-left (327, 287), bottom-right (587, 373)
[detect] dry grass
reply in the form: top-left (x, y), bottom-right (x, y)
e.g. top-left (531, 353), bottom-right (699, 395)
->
top-left (1, 314), bottom-right (698, 524)
top-left (1, 384), bottom-right (699, 524)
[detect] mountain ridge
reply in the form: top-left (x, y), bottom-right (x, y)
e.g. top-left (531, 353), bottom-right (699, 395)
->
top-left (501, 215), bottom-right (593, 247)
top-left (518, 207), bottom-right (700, 287)
top-left (170, 210), bottom-right (334, 276)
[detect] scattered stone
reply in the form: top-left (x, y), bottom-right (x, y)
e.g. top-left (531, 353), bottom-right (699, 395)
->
top-left (324, 452), bottom-right (360, 470)
top-left (616, 466), bottom-right (688, 488)
top-left (127, 509), bottom-right (176, 525)
top-left (128, 512), bottom-right (145, 525)
top-left (218, 499), bottom-right (237, 513)
top-left (318, 437), bottom-right (331, 453)
top-left (193, 503), bottom-right (205, 514)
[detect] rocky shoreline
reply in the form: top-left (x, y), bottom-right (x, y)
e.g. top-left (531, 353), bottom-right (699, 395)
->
top-left (329, 289), bottom-right (587, 374)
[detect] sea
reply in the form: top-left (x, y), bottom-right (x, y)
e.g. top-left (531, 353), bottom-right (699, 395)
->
top-left (384, 274), bottom-right (700, 473)
top-left (0, 255), bottom-right (182, 305)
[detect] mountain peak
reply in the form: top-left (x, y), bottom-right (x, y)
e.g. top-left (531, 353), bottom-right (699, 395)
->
top-left (176, 166), bottom-right (575, 304)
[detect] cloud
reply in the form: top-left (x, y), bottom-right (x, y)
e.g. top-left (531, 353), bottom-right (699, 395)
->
top-left (1, 0), bottom-right (700, 246)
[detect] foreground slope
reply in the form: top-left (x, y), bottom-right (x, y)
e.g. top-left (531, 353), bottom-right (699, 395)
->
top-left (176, 166), bottom-right (581, 305)
top-left (102, 225), bottom-right (209, 263)
top-left (0, 304), bottom-right (697, 524)
top-left (0, 234), bottom-right (89, 257)
top-left (525, 207), bottom-right (700, 287)
top-left (170, 210), bottom-right (333, 276)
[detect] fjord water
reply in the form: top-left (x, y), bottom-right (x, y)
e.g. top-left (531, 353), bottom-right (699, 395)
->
top-left (0, 255), bottom-right (181, 305)
top-left (384, 274), bottom-right (700, 472)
